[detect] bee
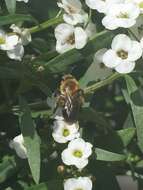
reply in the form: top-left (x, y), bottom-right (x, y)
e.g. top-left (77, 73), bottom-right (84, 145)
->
top-left (55, 74), bottom-right (84, 123)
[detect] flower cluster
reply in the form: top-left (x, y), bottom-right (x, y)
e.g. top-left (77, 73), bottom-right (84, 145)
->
top-left (54, 0), bottom-right (143, 73)
top-left (0, 24), bottom-right (31, 61)
top-left (52, 114), bottom-right (93, 189)
top-left (55, 0), bottom-right (96, 54)
top-left (85, 0), bottom-right (143, 73)
top-left (85, 0), bottom-right (142, 30)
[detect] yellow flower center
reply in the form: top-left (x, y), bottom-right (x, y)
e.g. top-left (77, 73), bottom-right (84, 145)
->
top-left (117, 50), bottom-right (128, 59)
top-left (66, 34), bottom-right (75, 45)
top-left (73, 150), bottom-right (83, 158)
top-left (117, 12), bottom-right (129, 19)
top-left (0, 37), bottom-right (6, 45)
top-left (67, 5), bottom-right (77, 14)
top-left (63, 128), bottom-right (70, 137)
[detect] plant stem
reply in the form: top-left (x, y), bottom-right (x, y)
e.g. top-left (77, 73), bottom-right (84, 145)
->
top-left (128, 29), bottom-right (140, 41)
top-left (84, 73), bottom-right (122, 94)
top-left (29, 16), bottom-right (63, 34)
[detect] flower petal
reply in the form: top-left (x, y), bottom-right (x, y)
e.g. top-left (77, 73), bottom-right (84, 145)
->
top-left (56, 40), bottom-right (74, 54)
top-left (7, 44), bottom-right (24, 61)
top-left (115, 61), bottom-right (135, 73)
top-left (111, 34), bottom-right (132, 51)
top-left (55, 23), bottom-right (74, 41)
top-left (102, 16), bottom-right (118, 30)
top-left (74, 27), bottom-right (87, 49)
top-left (128, 41), bottom-right (142, 61)
top-left (103, 49), bottom-right (121, 68)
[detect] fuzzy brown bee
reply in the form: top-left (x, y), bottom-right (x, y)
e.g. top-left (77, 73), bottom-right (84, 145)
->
top-left (55, 74), bottom-right (84, 123)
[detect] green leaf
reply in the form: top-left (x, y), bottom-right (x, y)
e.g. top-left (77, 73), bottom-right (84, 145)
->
top-left (25, 183), bottom-right (48, 190)
top-left (95, 128), bottom-right (135, 153)
top-left (0, 14), bottom-right (37, 26)
top-left (89, 161), bottom-right (121, 190)
top-left (95, 148), bottom-right (126, 161)
top-left (0, 157), bottom-right (17, 184)
top-left (0, 66), bottom-right (21, 79)
top-left (79, 49), bottom-right (113, 88)
top-left (117, 127), bottom-right (136, 147)
top-left (79, 107), bottom-right (112, 132)
top-left (125, 75), bottom-right (143, 152)
top-left (19, 96), bottom-right (41, 184)
top-left (44, 30), bottom-right (114, 74)
top-left (5, 0), bottom-right (16, 14)
top-left (25, 180), bottom-right (62, 190)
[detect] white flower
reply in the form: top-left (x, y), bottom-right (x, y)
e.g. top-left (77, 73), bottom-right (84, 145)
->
top-left (102, 3), bottom-right (140, 30)
top-left (9, 134), bottom-right (27, 159)
top-left (64, 177), bottom-right (92, 190)
top-left (16, 0), bottom-right (29, 3)
top-left (61, 138), bottom-right (93, 169)
top-left (52, 118), bottom-right (80, 143)
top-left (85, 0), bottom-right (124, 13)
top-left (0, 29), bottom-right (19, 51)
top-left (58, 0), bottom-right (88, 25)
top-left (10, 24), bottom-right (31, 45)
top-left (93, 49), bottom-right (113, 80)
top-left (7, 44), bottom-right (24, 61)
top-left (103, 34), bottom-right (142, 73)
top-left (55, 23), bottom-right (87, 54)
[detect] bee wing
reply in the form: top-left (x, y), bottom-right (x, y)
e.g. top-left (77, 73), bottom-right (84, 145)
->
top-left (63, 90), bottom-right (84, 123)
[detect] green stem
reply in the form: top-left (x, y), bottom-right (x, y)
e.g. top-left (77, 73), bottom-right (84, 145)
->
top-left (128, 29), bottom-right (140, 41)
top-left (84, 73), bottom-right (122, 94)
top-left (29, 16), bottom-right (63, 34)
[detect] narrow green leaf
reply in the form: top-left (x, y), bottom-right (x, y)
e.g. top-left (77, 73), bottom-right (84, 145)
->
top-left (95, 148), bottom-right (126, 161)
top-left (0, 157), bottom-right (17, 184)
top-left (19, 96), bottom-right (41, 184)
top-left (25, 182), bottom-right (48, 190)
top-left (5, 0), bottom-right (16, 14)
top-left (117, 128), bottom-right (136, 147)
top-left (125, 75), bottom-right (143, 152)
top-left (95, 128), bottom-right (135, 153)
top-left (25, 180), bottom-right (62, 190)
top-left (0, 14), bottom-right (37, 26)
top-left (0, 66), bottom-right (21, 79)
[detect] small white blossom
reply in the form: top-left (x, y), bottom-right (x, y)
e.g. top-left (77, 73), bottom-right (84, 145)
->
top-left (58, 0), bottom-right (88, 25)
top-left (64, 177), bottom-right (92, 190)
top-left (102, 3), bottom-right (140, 30)
top-left (85, 0), bottom-right (123, 13)
top-left (61, 138), bottom-right (93, 169)
top-left (0, 29), bottom-right (19, 51)
top-left (9, 134), bottom-right (27, 159)
top-left (10, 24), bottom-right (31, 45)
top-left (16, 0), bottom-right (29, 3)
top-left (103, 34), bottom-right (142, 73)
top-left (7, 44), bottom-right (24, 61)
top-left (52, 118), bottom-right (80, 143)
top-left (55, 23), bottom-right (87, 54)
